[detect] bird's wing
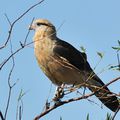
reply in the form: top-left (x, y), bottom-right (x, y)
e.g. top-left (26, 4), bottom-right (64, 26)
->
top-left (53, 39), bottom-right (92, 71)
top-left (53, 39), bottom-right (106, 86)
top-left (53, 39), bottom-right (107, 86)
top-left (53, 39), bottom-right (119, 112)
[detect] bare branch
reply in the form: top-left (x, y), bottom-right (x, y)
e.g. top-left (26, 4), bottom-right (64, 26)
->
top-left (4, 38), bottom-right (15, 119)
top-left (0, 47), bottom-right (23, 70)
top-left (112, 106), bottom-right (120, 120)
top-left (34, 92), bottom-right (95, 120)
top-left (0, 1), bottom-right (45, 119)
top-left (19, 106), bottom-right (22, 120)
top-left (0, 111), bottom-right (5, 120)
top-left (0, 0), bottom-right (44, 49)
top-left (23, 17), bottom-right (35, 46)
top-left (117, 52), bottom-right (120, 70)
top-left (102, 76), bottom-right (120, 89)
top-left (0, 17), bottom-right (34, 70)
top-left (34, 76), bottom-right (120, 120)
top-left (4, 13), bottom-right (12, 26)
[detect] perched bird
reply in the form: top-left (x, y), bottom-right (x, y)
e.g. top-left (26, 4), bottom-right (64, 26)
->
top-left (29, 19), bottom-right (119, 112)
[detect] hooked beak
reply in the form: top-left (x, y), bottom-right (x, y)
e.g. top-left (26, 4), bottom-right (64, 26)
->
top-left (29, 24), bottom-right (35, 30)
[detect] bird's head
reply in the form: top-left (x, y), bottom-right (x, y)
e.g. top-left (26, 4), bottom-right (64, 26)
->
top-left (29, 19), bottom-right (56, 38)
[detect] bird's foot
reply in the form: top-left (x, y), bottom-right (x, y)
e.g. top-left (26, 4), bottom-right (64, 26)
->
top-left (52, 84), bottom-right (65, 102)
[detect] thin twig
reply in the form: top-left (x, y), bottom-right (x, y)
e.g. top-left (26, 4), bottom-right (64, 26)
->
top-left (0, 0), bottom-right (45, 49)
top-left (0, 47), bottom-right (23, 70)
top-left (117, 52), bottom-right (120, 69)
top-left (4, 38), bottom-right (15, 119)
top-left (0, 17), bottom-right (35, 70)
top-left (4, 13), bottom-right (12, 26)
top-left (0, 111), bottom-right (5, 120)
top-left (112, 106), bottom-right (120, 120)
top-left (0, 16), bottom-right (62, 70)
top-left (4, 87), bottom-right (12, 119)
top-left (16, 91), bottom-right (24, 120)
top-left (19, 17), bottom-right (35, 48)
top-left (19, 106), bottom-right (22, 120)
top-left (23, 17), bottom-right (35, 46)
top-left (102, 76), bottom-right (120, 89)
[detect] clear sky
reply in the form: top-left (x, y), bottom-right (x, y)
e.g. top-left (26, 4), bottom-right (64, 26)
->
top-left (0, 0), bottom-right (120, 120)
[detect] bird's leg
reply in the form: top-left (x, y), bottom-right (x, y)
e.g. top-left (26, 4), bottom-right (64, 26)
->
top-left (53, 84), bottom-right (65, 102)
top-left (64, 84), bottom-right (77, 94)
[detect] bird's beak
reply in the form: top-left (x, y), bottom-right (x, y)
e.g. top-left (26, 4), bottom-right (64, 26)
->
top-left (29, 25), bottom-right (35, 30)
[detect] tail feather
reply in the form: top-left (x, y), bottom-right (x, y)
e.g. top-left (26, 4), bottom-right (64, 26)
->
top-left (87, 75), bottom-right (119, 112)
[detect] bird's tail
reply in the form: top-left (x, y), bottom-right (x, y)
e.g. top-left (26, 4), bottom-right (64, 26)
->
top-left (87, 74), bottom-right (119, 112)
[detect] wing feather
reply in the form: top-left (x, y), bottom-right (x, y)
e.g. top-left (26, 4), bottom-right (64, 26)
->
top-left (53, 39), bottom-right (91, 71)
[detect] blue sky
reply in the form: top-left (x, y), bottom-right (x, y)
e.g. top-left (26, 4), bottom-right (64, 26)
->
top-left (0, 0), bottom-right (120, 120)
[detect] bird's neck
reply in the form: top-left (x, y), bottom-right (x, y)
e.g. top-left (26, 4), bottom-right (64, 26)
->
top-left (34, 27), bottom-right (56, 40)
top-left (33, 28), bottom-right (57, 53)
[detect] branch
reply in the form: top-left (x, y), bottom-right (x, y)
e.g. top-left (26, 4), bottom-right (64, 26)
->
top-left (0, 17), bottom-right (34, 71)
top-left (117, 52), bottom-right (120, 70)
top-left (22, 17), bottom-right (35, 46)
top-left (112, 106), bottom-right (120, 120)
top-left (4, 38), bottom-right (15, 119)
top-left (34, 92), bottom-right (95, 120)
top-left (34, 76), bottom-right (120, 120)
top-left (0, 18), bottom-right (64, 70)
top-left (1, 18), bottom-right (34, 118)
top-left (19, 106), bottom-right (22, 120)
top-left (0, 0), bottom-right (44, 49)
top-left (0, 111), bottom-right (5, 120)
top-left (16, 89), bottom-right (26, 120)
top-left (0, 46), bottom-right (22, 70)
top-left (103, 76), bottom-right (120, 90)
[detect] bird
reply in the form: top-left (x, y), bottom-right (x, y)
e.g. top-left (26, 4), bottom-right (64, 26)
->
top-left (29, 18), bottom-right (119, 112)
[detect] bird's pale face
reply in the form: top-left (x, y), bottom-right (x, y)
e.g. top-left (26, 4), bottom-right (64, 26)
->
top-left (29, 19), bottom-right (54, 31)
top-left (29, 19), bottom-right (56, 39)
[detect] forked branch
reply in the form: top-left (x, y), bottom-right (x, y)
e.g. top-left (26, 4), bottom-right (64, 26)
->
top-left (0, 0), bottom-right (44, 50)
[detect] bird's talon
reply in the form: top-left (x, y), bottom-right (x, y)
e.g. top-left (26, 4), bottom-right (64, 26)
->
top-left (53, 85), bottom-right (65, 102)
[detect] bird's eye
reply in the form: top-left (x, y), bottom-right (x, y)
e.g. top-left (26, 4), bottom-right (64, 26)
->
top-left (36, 23), bottom-right (41, 26)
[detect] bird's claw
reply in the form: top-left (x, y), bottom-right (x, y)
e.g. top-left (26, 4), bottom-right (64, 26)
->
top-left (53, 84), bottom-right (65, 102)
